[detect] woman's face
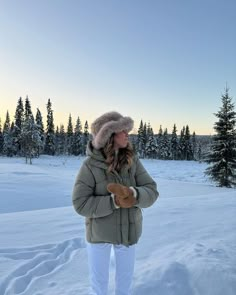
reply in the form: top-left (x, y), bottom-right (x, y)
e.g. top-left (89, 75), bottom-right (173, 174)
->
top-left (113, 130), bottom-right (129, 149)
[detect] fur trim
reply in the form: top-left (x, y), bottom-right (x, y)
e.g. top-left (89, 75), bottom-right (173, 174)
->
top-left (91, 111), bottom-right (134, 149)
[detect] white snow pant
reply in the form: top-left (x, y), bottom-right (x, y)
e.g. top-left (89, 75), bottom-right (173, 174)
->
top-left (87, 243), bottom-right (136, 295)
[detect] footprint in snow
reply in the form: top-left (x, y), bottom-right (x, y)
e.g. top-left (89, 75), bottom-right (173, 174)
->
top-left (0, 237), bottom-right (85, 295)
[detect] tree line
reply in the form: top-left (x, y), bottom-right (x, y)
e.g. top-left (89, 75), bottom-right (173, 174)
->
top-left (0, 88), bottom-right (235, 188)
top-left (0, 96), bottom-right (202, 163)
top-left (0, 97), bottom-right (89, 163)
top-left (133, 121), bottom-right (201, 161)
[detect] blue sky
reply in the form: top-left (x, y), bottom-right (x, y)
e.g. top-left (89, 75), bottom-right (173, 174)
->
top-left (0, 0), bottom-right (235, 135)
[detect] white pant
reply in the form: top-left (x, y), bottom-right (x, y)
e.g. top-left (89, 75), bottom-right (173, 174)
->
top-left (87, 243), bottom-right (136, 295)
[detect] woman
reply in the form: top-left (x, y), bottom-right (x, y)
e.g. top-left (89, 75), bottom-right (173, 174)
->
top-left (72, 111), bottom-right (159, 295)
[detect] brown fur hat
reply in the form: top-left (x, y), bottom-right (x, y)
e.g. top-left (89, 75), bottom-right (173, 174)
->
top-left (91, 111), bottom-right (134, 149)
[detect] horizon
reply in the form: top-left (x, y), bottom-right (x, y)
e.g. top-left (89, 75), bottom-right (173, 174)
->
top-left (1, 0), bottom-right (236, 136)
top-left (0, 95), bottom-right (216, 136)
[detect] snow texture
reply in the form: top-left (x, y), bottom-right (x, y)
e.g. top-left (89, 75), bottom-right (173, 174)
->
top-left (0, 156), bottom-right (235, 295)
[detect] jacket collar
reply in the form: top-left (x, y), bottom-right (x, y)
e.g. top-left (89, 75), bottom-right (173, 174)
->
top-left (86, 141), bottom-right (108, 170)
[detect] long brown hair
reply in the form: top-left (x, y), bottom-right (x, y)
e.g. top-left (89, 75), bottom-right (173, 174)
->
top-left (102, 134), bottom-right (134, 172)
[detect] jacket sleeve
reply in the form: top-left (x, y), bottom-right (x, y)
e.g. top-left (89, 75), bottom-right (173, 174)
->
top-left (134, 157), bottom-right (159, 208)
top-left (72, 162), bottom-right (114, 218)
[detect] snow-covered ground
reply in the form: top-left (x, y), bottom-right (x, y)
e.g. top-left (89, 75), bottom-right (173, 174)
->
top-left (0, 156), bottom-right (235, 295)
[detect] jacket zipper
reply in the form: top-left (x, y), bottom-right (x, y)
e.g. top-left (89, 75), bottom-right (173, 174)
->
top-left (111, 170), bottom-right (123, 244)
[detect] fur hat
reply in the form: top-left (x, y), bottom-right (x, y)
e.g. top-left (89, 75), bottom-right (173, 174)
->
top-left (91, 111), bottom-right (134, 149)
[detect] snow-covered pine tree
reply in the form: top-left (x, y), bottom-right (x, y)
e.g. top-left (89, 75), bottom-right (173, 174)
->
top-left (35, 108), bottom-right (44, 156)
top-left (146, 122), bottom-right (152, 138)
top-left (137, 120), bottom-right (145, 158)
top-left (145, 126), bottom-right (158, 158)
top-left (156, 125), bottom-right (163, 159)
top-left (44, 99), bottom-right (55, 155)
top-left (57, 124), bottom-right (66, 155)
top-left (3, 112), bottom-right (11, 133)
top-left (55, 126), bottom-right (60, 155)
top-left (10, 121), bottom-right (18, 156)
top-left (143, 123), bottom-right (147, 157)
top-left (12, 97), bottom-right (24, 156)
top-left (171, 124), bottom-right (178, 160)
top-left (21, 117), bottom-right (41, 164)
top-left (82, 120), bottom-right (89, 155)
top-left (178, 126), bottom-right (186, 160)
top-left (3, 111), bottom-right (14, 156)
top-left (205, 87), bottom-right (236, 187)
top-left (0, 118), bottom-right (3, 154)
top-left (66, 114), bottom-right (73, 155)
top-left (21, 96), bottom-right (41, 164)
top-left (192, 131), bottom-right (197, 160)
top-left (72, 116), bottom-right (82, 156)
top-left (24, 96), bottom-right (32, 118)
top-left (160, 128), bottom-right (171, 159)
top-left (145, 122), bottom-right (153, 155)
top-left (184, 125), bottom-right (193, 160)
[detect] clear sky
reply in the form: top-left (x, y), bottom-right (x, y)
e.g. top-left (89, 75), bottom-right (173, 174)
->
top-left (0, 0), bottom-right (235, 135)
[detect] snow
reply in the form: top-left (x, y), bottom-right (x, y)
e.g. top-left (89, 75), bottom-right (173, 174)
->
top-left (0, 156), bottom-right (235, 295)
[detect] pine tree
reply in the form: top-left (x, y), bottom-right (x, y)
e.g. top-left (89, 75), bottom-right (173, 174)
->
top-left (55, 126), bottom-right (60, 155)
top-left (66, 114), bottom-right (73, 155)
top-left (44, 99), bottom-right (55, 155)
top-left (21, 96), bottom-right (41, 163)
top-left (145, 127), bottom-right (157, 158)
top-left (12, 97), bottom-right (24, 155)
top-left (156, 125), bottom-right (163, 159)
top-left (192, 131), bottom-right (197, 160)
top-left (178, 126), bottom-right (186, 160)
top-left (56, 124), bottom-right (66, 155)
top-left (3, 112), bottom-right (10, 131)
top-left (35, 108), bottom-right (45, 156)
top-left (15, 97), bottom-right (24, 130)
top-left (24, 96), bottom-right (32, 119)
top-left (137, 120), bottom-right (145, 158)
top-left (143, 123), bottom-right (147, 157)
top-left (185, 125), bottom-right (193, 160)
top-left (82, 120), bottom-right (89, 155)
top-left (205, 87), bottom-right (236, 187)
top-left (171, 124), bottom-right (178, 160)
top-left (146, 122), bottom-right (152, 139)
top-left (3, 112), bottom-right (10, 132)
top-left (72, 116), bottom-right (82, 155)
top-left (159, 128), bottom-right (171, 159)
top-left (3, 111), bottom-right (14, 156)
top-left (145, 122), bottom-right (153, 157)
top-left (10, 122), bottom-right (17, 156)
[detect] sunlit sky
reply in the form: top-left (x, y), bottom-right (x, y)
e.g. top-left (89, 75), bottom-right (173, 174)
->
top-left (1, 0), bottom-right (236, 135)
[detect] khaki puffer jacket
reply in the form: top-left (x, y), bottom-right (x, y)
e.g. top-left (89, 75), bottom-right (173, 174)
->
top-left (72, 142), bottom-right (159, 246)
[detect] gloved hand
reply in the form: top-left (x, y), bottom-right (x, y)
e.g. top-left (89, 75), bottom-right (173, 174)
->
top-left (107, 183), bottom-right (137, 208)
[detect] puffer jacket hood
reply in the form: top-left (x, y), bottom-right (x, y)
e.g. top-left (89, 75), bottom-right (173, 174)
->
top-left (86, 141), bottom-right (108, 170)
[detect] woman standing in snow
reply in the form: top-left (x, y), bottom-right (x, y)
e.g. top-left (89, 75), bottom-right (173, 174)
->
top-left (72, 111), bottom-right (159, 295)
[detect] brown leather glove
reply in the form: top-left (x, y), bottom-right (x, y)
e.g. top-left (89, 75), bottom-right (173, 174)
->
top-left (107, 183), bottom-right (137, 208)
